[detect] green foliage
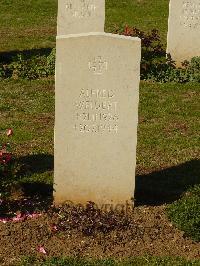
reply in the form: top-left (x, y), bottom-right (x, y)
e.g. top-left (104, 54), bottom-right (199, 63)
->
top-left (118, 26), bottom-right (200, 83)
top-left (167, 185), bottom-right (200, 242)
top-left (0, 64), bottom-right (6, 78)
top-left (145, 56), bottom-right (200, 83)
top-left (185, 57), bottom-right (200, 82)
top-left (0, 49), bottom-right (55, 80)
top-left (46, 48), bottom-right (56, 75)
top-left (0, 27), bottom-right (199, 83)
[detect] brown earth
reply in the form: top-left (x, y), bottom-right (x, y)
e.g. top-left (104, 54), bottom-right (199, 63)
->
top-left (0, 203), bottom-right (200, 266)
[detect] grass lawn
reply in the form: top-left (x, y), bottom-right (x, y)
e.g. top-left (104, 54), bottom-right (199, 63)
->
top-left (19, 256), bottom-right (200, 266)
top-left (0, 0), bottom-right (169, 52)
top-left (0, 79), bottom-right (199, 203)
top-left (0, 0), bottom-right (200, 264)
top-left (0, 79), bottom-right (54, 189)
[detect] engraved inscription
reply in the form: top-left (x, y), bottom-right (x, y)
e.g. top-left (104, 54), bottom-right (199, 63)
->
top-left (180, 1), bottom-right (200, 28)
top-left (89, 56), bottom-right (108, 75)
top-left (74, 89), bottom-right (119, 134)
top-left (65, 0), bottom-right (97, 19)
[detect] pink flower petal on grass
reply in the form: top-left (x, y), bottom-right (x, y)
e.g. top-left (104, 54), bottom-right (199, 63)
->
top-left (12, 213), bottom-right (25, 222)
top-left (0, 218), bottom-right (9, 224)
top-left (50, 224), bottom-right (58, 232)
top-left (28, 213), bottom-right (42, 219)
top-left (0, 213), bottom-right (42, 224)
top-left (38, 246), bottom-right (47, 255)
top-left (6, 128), bottom-right (13, 137)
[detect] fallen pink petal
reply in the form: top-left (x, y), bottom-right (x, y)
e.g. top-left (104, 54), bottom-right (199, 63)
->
top-left (50, 224), bottom-right (58, 232)
top-left (0, 218), bottom-right (9, 224)
top-left (0, 212), bottom-right (43, 224)
top-left (27, 213), bottom-right (42, 219)
top-left (38, 246), bottom-right (47, 255)
top-left (12, 213), bottom-right (25, 222)
top-left (6, 128), bottom-right (13, 137)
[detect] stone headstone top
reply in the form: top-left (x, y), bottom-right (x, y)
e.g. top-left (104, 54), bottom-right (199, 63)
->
top-left (167, 0), bottom-right (200, 65)
top-left (57, 0), bottom-right (105, 35)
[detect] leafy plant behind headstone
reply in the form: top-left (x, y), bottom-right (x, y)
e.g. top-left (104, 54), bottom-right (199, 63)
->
top-left (0, 27), bottom-right (199, 83)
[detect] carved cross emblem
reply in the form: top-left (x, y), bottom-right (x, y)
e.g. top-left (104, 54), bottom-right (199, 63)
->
top-left (88, 56), bottom-right (108, 75)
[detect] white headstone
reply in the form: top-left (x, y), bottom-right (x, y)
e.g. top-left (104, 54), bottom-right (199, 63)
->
top-left (167, 0), bottom-right (200, 65)
top-left (54, 33), bottom-right (141, 206)
top-left (57, 0), bottom-right (105, 35)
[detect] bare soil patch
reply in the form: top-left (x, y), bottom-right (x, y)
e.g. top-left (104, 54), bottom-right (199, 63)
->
top-left (0, 204), bottom-right (200, 265)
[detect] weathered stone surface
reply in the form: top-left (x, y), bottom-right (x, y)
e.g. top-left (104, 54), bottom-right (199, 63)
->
top-left (57, 0), bottom-right (105, 35)
top-left (167, 0), bottom-right (200, 65)
top-left (54, 33), bottom-right (141, 206)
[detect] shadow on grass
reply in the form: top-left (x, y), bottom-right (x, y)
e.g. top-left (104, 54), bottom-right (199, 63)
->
top-left (17, 153), bottom-right (54, 175)
top-left (0, 153), bottom-right (54, 216)
top-left (0, 183), bottom-right (53, 217)
top-left (135, 159), bottom-right (200, 206)
top-left (1, 157), bottom-right (200, 215)
top-left (0, 47), bottom-right (53, 63)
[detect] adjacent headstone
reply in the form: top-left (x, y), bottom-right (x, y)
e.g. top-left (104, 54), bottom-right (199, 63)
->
top-left (167, 0), bottom-right (200, 65)
top-left (57, 0), bottom-right (105, 35)
top-left (54, 33), bottom-right (141, 206)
